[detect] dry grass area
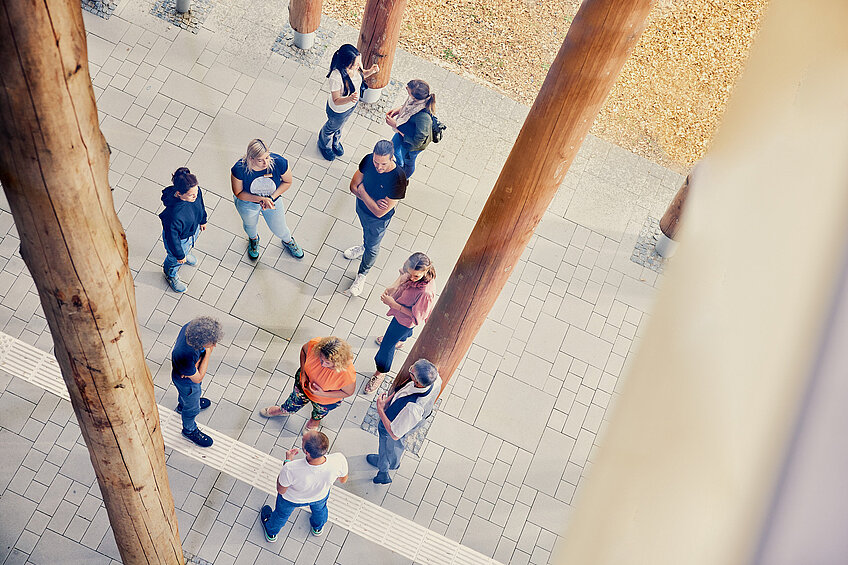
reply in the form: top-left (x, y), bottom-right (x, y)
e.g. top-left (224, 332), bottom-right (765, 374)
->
top-left (323, 0), bottom-right (769, 172)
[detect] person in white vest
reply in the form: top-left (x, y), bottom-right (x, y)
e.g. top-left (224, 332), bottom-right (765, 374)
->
top-left (367, 359), bottom-right (441, 484)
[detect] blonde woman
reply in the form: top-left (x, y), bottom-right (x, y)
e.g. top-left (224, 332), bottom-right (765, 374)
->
top-left (260, 337), bottom-right (356, 431)
top-left (362, 252), bottom-right (436, 394)
top-left (231, 139), bottom-right (303, 260)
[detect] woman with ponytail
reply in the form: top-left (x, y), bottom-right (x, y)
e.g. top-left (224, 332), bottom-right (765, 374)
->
top-left (362, 252), bottom-right (437, 394)
top-left (317, 44), bottom-right (379, 161)
top-left (160, 167), bottom-right (207, 293)
top-left (385, 79), bottom-right (435, 178)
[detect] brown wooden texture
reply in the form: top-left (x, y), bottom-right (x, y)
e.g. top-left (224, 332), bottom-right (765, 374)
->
top-left (0, 1), bottom-right (183, 563)
top-left (289, 0), bottom-right (323, 34)
top-left (659, 173), bottom-right (691, 239)
top-left (357, 0), bottom-right (407, 89)
top-left (391, 0), bottom-right (657, 393)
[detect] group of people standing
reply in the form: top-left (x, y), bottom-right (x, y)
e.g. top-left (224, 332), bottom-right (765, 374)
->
top-left (161, 42), bottom-right (443, 544)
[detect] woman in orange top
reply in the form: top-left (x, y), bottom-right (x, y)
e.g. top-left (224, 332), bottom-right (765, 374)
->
top-left (259, 337), bottom-right (356, 431)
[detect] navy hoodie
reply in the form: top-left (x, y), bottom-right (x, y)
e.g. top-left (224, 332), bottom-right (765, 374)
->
top-left (159, 186), bottom-right (207, 260)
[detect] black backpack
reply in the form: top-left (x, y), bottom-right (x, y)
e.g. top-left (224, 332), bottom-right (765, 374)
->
top-left (429, 112), bottom-right (447, 143)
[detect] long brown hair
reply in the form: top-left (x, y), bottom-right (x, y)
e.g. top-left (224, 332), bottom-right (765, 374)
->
top-left (407, 79), bottom-right (436, 114)
top-left (404, 252), bottom-right (436, 282)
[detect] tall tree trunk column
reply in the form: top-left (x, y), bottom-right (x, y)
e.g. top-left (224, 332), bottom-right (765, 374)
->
top-left (289, 0), bottom-right (322, 50)
top-left (357, 0), bottom-right (407, 103)
top-left (0, 1), bottom-right (183, 564)
top-left (392, 0), bottom-right (657, 392)
top-left (656, 172), bottom-right (691, 258)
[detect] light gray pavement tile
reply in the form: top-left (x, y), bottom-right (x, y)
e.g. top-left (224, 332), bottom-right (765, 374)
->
top-left (524, 428), bottom-right (576, 497)
top-left (142, 142), bottom-right (191, 187)
top-left (30, 529), bottom-right (111, 564)
top-left (160, 73), bottom-right (228, 117)
top-left (561, 325), bottom-right (613, 371)
top-left (335, 532), bottom-right (412, 565)
top-left (425, 412), bottom-right (488, 460)
top-left (58, 443), bottom-right (97, 486)
top-left (0, 491), bottom-right (36, 563)
top-left (230, 265), bottom-right (313, 340)
top-left (461, 515), bottom-right (502, 557)
top-left (97, 86), bottom-right (134, 120)
top-left (527, 493), bottom-right (571, 537)
top-left (100, 115), bottom-right (148, 155)
top-left (475, 374), bottom-right (554, 447)
top-left (237, 74), bottom-right (288, 124)
top-left (0, 392), bottom-right (36, 436)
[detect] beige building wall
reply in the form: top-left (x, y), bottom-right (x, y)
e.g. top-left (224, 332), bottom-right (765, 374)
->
top-left (554, 1), bottom-right (848, 563)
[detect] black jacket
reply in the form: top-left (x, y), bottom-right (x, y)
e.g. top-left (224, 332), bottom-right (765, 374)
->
top-left (159, 186), bottom-right (207, 260)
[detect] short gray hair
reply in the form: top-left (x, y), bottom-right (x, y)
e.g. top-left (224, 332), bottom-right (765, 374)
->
top-left (373, 139), bottom-right (394, 157)
top-left (411, 359), bottom-right (438, 387)
top-left (185, 316), bottom-right (223, 349)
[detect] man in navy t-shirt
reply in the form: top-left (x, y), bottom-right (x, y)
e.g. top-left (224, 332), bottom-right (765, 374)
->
top-left (171, 316), bottom-right (223, 447)
top-left (343, 139), bottom-right (408, 297)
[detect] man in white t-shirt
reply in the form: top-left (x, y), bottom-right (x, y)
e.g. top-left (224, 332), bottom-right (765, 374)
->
top-left (260, 431), bottom-right (348, 541)
top-left (367, 359), bottom-right (441, 484)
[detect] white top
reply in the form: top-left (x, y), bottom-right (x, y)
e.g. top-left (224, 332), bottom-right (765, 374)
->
top-left (389, 375), bottom-right (442, 438)
top-left (278, 452), bottom-right (348, 503)
top-left (328, 69), bottom-right (362, 113)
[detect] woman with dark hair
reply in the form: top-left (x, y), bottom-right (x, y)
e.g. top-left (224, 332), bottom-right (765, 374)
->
top-left (362, 252), bottom-right (437, 394)
top-left (317, 44), bottom-right (379, 162)
top-left (385, 79), bottom-right (435, 178)
top-left (160, 167), bottom-right (207, 293)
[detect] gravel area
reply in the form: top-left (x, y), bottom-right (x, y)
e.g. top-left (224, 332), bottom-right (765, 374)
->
top-left (322, 0), bottom-right (769, 172)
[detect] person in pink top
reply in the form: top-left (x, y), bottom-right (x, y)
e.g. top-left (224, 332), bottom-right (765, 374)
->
top-left (362, 252), bottom-right (436, 394)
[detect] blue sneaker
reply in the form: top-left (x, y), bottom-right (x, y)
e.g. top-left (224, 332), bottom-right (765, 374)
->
top-left (247, 236), bottom-right (260, 260)
top-left (165, 274), bottom-right (187, 293)
top-left (283, 237), bottom-right (304, 259)
top-left (260, 505), bottom-right (277, 543)
top-left (184, 254), bottom-right (197, 266)
top-left (311, 525), bottom-right (323, 536)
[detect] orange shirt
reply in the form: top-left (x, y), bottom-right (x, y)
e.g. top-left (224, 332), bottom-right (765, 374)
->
top-left (300, 338), bottom-right (356, 405)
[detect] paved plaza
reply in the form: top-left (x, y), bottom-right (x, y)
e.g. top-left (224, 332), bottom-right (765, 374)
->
top-left (0, 1), bottom-right (684, 564)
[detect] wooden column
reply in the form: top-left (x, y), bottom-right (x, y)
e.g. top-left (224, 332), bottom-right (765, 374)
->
top-left (289, 0), bottom-right (322, 49)
top-left (357, 0), bottom-right (407, 90)
top-left (392, 0), bottom-right (656, 392)
top-left (0, 1), bottom-right (183, 564)
top-left (660, 173), bottom-right (691, 240)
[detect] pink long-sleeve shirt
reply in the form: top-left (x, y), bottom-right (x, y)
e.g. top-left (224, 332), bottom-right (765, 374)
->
top-left (387, 278), bottom-right (435, 328)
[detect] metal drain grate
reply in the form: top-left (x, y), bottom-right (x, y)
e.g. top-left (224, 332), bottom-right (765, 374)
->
top-left (0, 331), bottom-right (502, 565)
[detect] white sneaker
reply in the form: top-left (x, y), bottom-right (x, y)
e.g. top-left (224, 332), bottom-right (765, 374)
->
top-left (348, 273), bottom-right (367, 296)
top-left (344, 245), bottom-right (365, 260)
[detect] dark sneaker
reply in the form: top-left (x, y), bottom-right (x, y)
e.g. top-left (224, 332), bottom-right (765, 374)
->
top-left (182, 427), bottom-right (213, 448)
top-left (260, 505), bottom-right (277, 543)
top-left (373, 472), bottom-right (392, 484)
top-left (318, 141), bottom-right (336, 161)
top-left (184, 254), bottom-right (198, 266)
top-left (165, 274), bottom-right (187, 293)
top-left (247, 236), bottom-right (260, 260)
top-left (366, 453), bottom-right (399, 470)
top-left (283, 237), bottom-right (304, 259)
top-left (176, 397), bottom-right (211, 414)
top-left (311, 525), bottom-right (323, 537)
top-left (332, 142), bottom-right (344, 157)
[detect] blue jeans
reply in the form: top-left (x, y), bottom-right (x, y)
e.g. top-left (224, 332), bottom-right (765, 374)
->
top-left (163, 228), bottom-right (199, 279)
top-left (375, 318), bottom-right (414, 373)
top-left (265, 492), bottom-right (330, 535)
top-left (318, 103), bottom-right (356, 155)
top-left (356, 204), bottom-right (393, 276)
top-left (172, 376), bottom-right (201, 432)
top-left (392, 132), bottom-right (422, 178)
top-left (233, 196), bottom-right (293, 243)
